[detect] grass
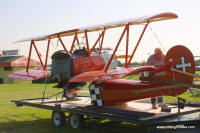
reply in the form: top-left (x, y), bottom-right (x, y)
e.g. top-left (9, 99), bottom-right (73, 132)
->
top-left (0, 83), bottom-right (148, 133)
top-left (164, 90), bottom-right (200, 102)
top-left (0, 75), bottom-right (200, 133)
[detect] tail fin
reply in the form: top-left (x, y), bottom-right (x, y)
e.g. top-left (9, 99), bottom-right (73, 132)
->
top-left (165, 45), bottom-right (195, 83)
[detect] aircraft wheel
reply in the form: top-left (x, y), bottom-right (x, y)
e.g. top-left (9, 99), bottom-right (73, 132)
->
top-left (69, 114), bottom-right (84, 129)
top-left (66, 90), bottom-right (77, 99)
top-left (52, 111), bottom-right (66, 127)
top-left (64, 89), bottom-right (77, 99)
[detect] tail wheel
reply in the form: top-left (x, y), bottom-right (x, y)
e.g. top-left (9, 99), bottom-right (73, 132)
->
top-left (52, 111), bottom-right (66, 127)
top-left (69, 114), bottom-right (84, 129)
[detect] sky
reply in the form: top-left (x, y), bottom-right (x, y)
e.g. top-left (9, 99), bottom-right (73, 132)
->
top-left (0, 0), bottom-right (200, 63)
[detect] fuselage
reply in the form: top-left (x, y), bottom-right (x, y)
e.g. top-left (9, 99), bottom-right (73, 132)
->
top-left (100, 79), bottom-right (187, 105)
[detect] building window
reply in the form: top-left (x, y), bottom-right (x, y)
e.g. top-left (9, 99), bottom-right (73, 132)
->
top-left (4, 66), bottom-right (12, 71)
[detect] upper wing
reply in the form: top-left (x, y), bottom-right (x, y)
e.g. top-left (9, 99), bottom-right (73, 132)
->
top-left (69, 66), bottom-right (156, 82)
top-left (7, 69), bottom-right (49, 80)
top-left (16, 12), bottom-right (177, 42)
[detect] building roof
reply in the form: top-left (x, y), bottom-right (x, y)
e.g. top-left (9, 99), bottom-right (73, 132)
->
top-left (0, 56), bottom-right (41, 67)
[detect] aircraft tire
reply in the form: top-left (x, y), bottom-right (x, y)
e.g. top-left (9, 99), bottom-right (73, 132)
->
top-left (64, 89), bottom-right (77, 99)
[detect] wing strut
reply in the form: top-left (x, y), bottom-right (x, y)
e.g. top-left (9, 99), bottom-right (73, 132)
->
top-left (89, 30), bottom-right (106, 55)
top-left (105, 25), bottom-right (129, 72)
top-left (99, 28), bottom-right (106, 54)
top-left (70, 32), bottom-right (80, 53)
top-left (127, 22), bottom-right (149, 66)
top-left (58, 35), bottom-right (67, 51)
top-left (32, 41), bottom-right (44, 69)
top-left (44, 39), bottom-right (50, 70)
top-left (125, 23), bottom-right (129, 68)
top-left (26, 40), bottom-right (47, 72)
top-left (84, 31), bottom-right (90, 54)
top-left (26, 41), bottom-right (33, 72)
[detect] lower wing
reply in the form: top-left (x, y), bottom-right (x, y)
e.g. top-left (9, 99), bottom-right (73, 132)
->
top-left (7, 69), bottom-right (49, 80)
top-left (69, 66), bottom-right (156, 83)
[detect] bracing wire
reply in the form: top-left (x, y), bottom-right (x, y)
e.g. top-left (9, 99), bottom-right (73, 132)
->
top-left (42, 75), bottom-right (49, 104)
top-left (41, 74), bottom-right (64, 103)
top-left (49, 39), bottom-right (58, 57)
top-left (47, 39), bottom-right (60, 61)
top-left (50, 39), bottom-right (56, 51)
top-left (80, 35), bottom-right (86, 48)
top-left (56, 38), bottom-right (59, 51)
top-left (148, 25), bottom-right (166, 54)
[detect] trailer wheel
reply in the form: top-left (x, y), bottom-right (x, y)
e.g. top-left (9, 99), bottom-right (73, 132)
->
top-left (69, 114), bottom-right (83, 129)
top-left (52, 111), bottom-right (66, 127)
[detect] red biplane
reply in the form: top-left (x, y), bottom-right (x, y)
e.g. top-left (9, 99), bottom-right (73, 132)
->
top-left (8, 12), bottom-right (199, 106)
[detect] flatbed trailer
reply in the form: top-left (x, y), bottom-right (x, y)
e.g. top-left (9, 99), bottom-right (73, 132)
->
top-left (12, 96), bottom-right (200, 132)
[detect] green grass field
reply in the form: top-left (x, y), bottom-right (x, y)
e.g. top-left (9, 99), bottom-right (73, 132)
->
top-left (0, 78), bottom-right (200, 133)
top-left (0, 83), bottom-right (148, 133)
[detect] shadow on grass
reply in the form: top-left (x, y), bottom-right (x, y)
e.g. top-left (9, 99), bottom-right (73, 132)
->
top-left (0, 118), bottom-right (149, 133)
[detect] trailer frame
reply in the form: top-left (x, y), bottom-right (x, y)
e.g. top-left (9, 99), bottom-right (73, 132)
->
top-left (12, 96), bottom-right (200, 131)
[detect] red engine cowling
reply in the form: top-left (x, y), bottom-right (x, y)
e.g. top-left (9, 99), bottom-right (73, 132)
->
top-left (73, 56), bottom-right (105, 75)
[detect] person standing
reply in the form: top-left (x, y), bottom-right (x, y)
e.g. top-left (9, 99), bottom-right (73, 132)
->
top-left (146, 48), bottom-right (166, 109)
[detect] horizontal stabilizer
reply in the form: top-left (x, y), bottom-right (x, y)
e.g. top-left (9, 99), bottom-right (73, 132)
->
top-left (7, 69), bottom-right (49, 81)
top-left (69, 66), bottom-right (156, 82)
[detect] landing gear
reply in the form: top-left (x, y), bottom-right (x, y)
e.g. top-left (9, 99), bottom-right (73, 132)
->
top-left (52, 111), bottom-right (66, 127)
top-left (63, 89), bottom-right (77, 99)
top-left (62, 82), bottom-right (86, 99)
